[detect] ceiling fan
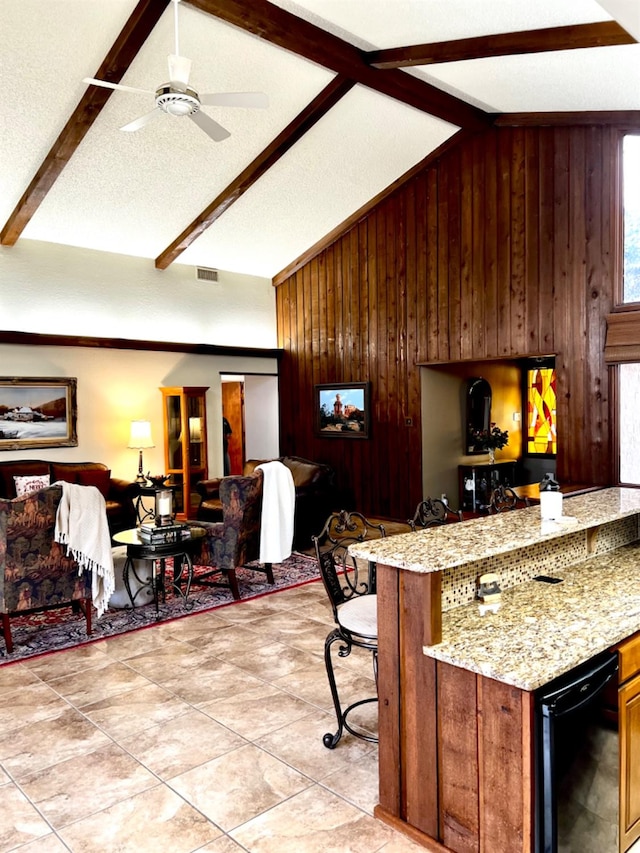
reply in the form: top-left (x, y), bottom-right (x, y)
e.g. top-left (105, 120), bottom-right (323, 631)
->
top-left (83, 0), bottom-right (268, 142)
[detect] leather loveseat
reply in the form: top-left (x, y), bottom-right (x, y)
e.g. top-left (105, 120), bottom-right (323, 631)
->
top-left (195, 455), bottom-right (335, 550)
top-left (0, 460), bottom-right (139, 535)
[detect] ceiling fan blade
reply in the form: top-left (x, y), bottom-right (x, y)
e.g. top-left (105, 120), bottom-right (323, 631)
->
top-left (120, 108), bottom-right (162, 132)
top-left (83, 77), bottom-right (154, 96)
top-left (189, 110), bottom-right (231, 142)
top-left (168, 54), bottom-right (192, 90)
top-left (200, 92), bottom-right (269, 109)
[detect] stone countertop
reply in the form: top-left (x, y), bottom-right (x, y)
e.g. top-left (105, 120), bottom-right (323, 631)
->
top-left (423, 542), bottom-right (640, 691)
top-left (349, 487), bottom-right (640, 573)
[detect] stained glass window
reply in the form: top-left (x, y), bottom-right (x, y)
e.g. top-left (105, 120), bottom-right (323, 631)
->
top-left (527, 366), bottom-right (557, 455)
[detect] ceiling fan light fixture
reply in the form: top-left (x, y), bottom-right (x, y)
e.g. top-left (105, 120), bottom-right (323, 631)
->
top-left (155, 84), bottom-right (200, 117)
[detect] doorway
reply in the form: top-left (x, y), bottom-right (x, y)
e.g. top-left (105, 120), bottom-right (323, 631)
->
top-left (221, 373), bottom-right (280, 474)
top-left (222, 380), bottom-right (244, 474)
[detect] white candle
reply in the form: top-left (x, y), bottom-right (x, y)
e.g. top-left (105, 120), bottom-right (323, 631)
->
top-left (157, 494), bottom-right (171, 516)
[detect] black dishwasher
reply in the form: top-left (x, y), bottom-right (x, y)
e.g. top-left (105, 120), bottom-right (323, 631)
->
top-left (535, 648), bottom-right (619, 853)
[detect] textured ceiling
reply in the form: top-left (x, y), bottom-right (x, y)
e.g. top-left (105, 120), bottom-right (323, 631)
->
top-left (0, 0), bottom-right (638, 280)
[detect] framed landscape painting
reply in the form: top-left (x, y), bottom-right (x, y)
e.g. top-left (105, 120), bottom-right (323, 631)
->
top-left (316, 382), bottom-right (370, 438)
top-left (0, 377), bottom-right (78, 450)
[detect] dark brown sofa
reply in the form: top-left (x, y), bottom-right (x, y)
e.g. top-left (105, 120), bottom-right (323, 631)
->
top-left (0, 460), bottom-right (139, 535)
top-left (195, 455), bottom-right (335, 550)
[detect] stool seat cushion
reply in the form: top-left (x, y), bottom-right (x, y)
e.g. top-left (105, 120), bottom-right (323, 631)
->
top-left (337, 594), bottom-right (377, 638)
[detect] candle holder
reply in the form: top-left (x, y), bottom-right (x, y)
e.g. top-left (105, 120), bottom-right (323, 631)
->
top-left (154, 488), bottom-right (174, 527)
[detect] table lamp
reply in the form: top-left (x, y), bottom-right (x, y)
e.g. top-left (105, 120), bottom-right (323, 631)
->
top-left (128, 420), bottom-right (154, 484)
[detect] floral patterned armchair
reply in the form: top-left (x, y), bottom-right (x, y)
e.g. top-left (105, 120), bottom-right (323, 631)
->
top-left (0, 485), bottom-right (92, 654)
top-left (192, 469), bottom-right (274, 599)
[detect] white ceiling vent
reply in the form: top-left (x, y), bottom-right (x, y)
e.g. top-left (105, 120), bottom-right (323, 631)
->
top-left (196, 266), bottom-right (219, 283)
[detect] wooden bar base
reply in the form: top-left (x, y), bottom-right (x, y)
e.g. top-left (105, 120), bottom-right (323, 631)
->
top-left (374, 805), bottom-right (451, 852)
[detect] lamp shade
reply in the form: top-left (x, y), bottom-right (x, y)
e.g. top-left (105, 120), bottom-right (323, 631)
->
top-left (128, 420), bottom-right (154, 449)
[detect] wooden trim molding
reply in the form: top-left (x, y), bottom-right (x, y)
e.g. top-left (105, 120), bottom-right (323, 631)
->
top-left (494, 111), bottom-right (640, 128)
top-left (0, 330), bottom-right (282, 360)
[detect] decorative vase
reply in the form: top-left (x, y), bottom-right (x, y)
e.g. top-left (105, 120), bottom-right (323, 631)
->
top-left (487, 447), bottom-right (496, 464)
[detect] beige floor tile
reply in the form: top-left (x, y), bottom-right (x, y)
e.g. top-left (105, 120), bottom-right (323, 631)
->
top-left (0, 783), bottom-right (52, 850)
top-left (23, 643), bottom-right (110, 680)
top-left (213, 597), bottom-right (289, 624)
top-left (169, 743), bottom-right (311, 832)
top-left (197, 836), bottom-right (249, 852)
top-left (0, 766), bottom-right (10, 785)
top-left (230, 783), bottom-right (394, 852)
top-left (0, 706), bottom-right (111, 780)
top-left (0, 662), bottom-right (44, 690)
top-left (19, 742), bottom-right (158, 829)
top-left (161, 658), bottom-right (264, 706)
top-left (378, 832), bottom-right (433, 851)
top-left (247, 610), bottom-right (331, 641)
top-left (119, 708), bottom-right (247, 778)
top-left (13, 834), bottom-right (70, 852)
top-left (278, 621), bottom-right (332, 655)
top-left (184, 623), bottom-right (267, 657)
top-left (321, 749), bottom-right (380, 814)
top-left (58, 783), bottom-right (221, 853)
top-left (222, 640), bottom-right (321, 681)
top-left (273, 662), bottom-right (376, 719)
top-left (162, 611), bottom-right (235, 643)
top-left (119, 640), bottom-right (219, 682)
top-left (0, 681), bottom-right (71, 735)
top-left (272, 582), bottom-right (327, 607)
top-left (101, 623), bottom-right (177, 658)
top-left (198, 681), bottom-right (316, 740)
top-left (79, 681), bottom-right (192, 739)
top-left (256, 708), bottom-right (375, 781)
top-left (46, 659), bottom-right (150, 708)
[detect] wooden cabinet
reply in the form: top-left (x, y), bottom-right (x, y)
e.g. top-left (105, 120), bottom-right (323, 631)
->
top-left (619, 633), bottom-right (640, 852)
top-left (160, 386), bottom-right (208, 519)
top-left (458, 460), bottom-right (517, 512)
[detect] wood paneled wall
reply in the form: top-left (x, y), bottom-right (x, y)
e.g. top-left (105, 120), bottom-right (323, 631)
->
top-left (276, 125), bottom-right (620, 518)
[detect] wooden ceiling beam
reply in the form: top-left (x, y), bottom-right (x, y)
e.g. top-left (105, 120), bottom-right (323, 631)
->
top-left (186, 0), bottom-right (489, 131)
top-left (365, 21), bottom-right (636, 69)
top-left (0, 0), bottom-right (170, 247)
top-left (155, 76), bottom-right (355, 269)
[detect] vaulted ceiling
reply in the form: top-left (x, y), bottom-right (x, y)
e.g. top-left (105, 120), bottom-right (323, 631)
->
top-left (1, 0), bottom-right (639, 280)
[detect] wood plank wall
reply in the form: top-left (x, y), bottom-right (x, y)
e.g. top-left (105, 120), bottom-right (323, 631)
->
top-left (276, 125), bottom-right (620, 519)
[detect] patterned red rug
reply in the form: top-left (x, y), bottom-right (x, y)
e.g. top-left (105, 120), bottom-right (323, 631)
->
top-left (1, 553), bottom-right (320, 667)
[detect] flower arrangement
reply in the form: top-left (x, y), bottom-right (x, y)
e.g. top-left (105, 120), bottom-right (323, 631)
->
top-left (477, 423), bottom-right (509, 450)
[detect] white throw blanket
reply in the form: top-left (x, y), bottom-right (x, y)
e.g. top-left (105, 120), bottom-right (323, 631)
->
top-left (54, 481), bottom-right (115, 618)
top-left (256, 461), bottom-right (295, 563)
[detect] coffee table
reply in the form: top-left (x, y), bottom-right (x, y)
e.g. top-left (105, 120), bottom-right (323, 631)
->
top-left (112, 526), bottom-right (206, 616)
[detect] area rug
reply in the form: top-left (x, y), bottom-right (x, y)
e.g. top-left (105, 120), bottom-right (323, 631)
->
top-left (1, 553), bottom-right (320, 667)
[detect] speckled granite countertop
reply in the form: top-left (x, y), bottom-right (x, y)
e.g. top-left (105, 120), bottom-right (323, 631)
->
top-left (349, 487), bottom-right (640, 573)
top-left (423, 542), bottom-right (640, 691)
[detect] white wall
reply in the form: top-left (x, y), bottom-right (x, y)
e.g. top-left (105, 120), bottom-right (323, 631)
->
top-left (244, 374), bottom-right (280, 459)
top-left (0, 344), bottom-right (278, 481)
top-left (0, 240), bottom-right (276, 348)
top-left (0, 240), bottom-right (279, 480)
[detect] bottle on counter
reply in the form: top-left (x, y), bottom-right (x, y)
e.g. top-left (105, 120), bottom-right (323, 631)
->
top-left (540, 473), bottom-right (563, 520)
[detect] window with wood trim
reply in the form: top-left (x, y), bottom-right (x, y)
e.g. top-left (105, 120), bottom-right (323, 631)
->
top-left (623, 134), bottom-right (640, 304)
top-left (620, 363), bottom-right (640, 486)
top-left (525, 360), bottom-right (556, 456)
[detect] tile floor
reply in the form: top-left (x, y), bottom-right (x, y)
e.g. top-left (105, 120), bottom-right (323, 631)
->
top-left (0, 579), bottom-right (425, 853)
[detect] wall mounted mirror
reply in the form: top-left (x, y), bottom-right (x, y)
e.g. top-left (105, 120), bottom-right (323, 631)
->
top-left (466, 377), bottom-right (492, 453)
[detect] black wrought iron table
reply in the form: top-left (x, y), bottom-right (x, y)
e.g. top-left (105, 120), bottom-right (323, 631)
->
top-left (112, 526), bottom-right (206, 616)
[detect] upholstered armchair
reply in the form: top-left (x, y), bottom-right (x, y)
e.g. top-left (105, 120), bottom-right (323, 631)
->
top-left (191, 469), bottom-right (273, 600)
top-left (0, 485), bottom-right (92, 653)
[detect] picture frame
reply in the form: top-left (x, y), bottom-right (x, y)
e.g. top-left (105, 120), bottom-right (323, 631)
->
top-left (316, 382), bottom-right (370, 439)
top-left (0, 377), bottom-right (78, 450)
